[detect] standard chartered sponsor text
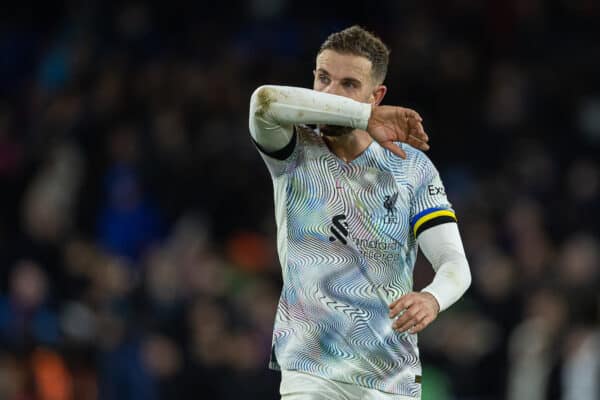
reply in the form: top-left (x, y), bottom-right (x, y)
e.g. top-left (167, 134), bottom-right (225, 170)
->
top-left (351, 236), bottom-right (401, 262)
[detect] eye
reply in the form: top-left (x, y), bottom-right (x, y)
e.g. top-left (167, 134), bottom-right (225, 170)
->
top-left (342, 80), bottom-right (358, 89)
top-left (318, 74), bottom-right (330, 84)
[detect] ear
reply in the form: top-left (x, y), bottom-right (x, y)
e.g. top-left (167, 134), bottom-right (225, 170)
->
top-left (371, 85), bottom-right (387, 106)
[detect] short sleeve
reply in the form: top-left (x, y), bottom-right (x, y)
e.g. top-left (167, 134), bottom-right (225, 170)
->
top-left (252, 126), bottom-right (300, 178)
top-left (409, 153), bottom-right (457, 238)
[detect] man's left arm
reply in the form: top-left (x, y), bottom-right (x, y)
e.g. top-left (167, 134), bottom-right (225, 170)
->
top-left (389, 222), bottom-right (471, 333)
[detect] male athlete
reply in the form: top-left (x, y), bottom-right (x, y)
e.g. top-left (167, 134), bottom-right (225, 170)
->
top-left (249, 26), bottom-right (471, 399)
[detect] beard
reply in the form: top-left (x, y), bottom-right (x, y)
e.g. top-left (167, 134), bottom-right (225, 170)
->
top-left (319, 124), bottom-right (354, 137)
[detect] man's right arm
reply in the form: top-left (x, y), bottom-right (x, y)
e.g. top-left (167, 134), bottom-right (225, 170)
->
top-left (249, 85), bottom-right (372, 154)
top-left (249, 85), bottom-right (429, 160)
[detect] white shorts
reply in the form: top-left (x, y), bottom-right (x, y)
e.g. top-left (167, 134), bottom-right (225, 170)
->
top-left (280, 370), bottom-right (419, 400)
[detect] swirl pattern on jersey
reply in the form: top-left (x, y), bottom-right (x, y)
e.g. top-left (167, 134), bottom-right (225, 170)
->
top-left (257, 127), bottom-right (453, 398)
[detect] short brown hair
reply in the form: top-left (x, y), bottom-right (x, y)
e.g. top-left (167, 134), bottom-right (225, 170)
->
top-left (318, 25), bottom-right (390, 84)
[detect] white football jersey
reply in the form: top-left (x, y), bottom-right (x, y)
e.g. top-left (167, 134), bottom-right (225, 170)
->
top-left (255, 126), bottom-right (456, 397)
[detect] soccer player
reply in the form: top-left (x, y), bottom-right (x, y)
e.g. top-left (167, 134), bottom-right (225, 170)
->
top-left (249, 26), bottom-right (471, 400)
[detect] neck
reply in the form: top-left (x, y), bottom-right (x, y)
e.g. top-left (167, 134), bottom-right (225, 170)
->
top-left (322, 129), bottom-right (373, 163)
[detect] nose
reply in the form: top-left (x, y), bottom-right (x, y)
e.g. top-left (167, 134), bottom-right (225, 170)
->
top-left (322, 82), bottom-right (342, 96)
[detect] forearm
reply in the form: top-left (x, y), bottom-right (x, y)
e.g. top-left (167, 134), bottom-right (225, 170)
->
top-left (249, 85), bottom-right (372, 152)
top-left (418, 223), bottom-right (472, 311)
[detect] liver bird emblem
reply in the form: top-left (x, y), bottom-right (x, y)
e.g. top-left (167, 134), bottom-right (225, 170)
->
top-left (384, 193), bottom-right (398, 216)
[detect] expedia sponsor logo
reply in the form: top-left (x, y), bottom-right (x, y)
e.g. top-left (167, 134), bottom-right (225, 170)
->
top-left (427, 185), bottom-right (445, 196)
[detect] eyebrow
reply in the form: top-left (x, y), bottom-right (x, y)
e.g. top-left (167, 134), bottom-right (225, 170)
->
top-left (341, 77), bottom-right (362, 86)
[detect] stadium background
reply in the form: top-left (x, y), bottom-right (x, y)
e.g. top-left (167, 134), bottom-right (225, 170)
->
top-left (1, 1), bottom-right (599, 399)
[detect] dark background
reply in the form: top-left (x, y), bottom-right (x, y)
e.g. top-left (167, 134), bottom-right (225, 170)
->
top-left (0, 1), bottom-right (599, 399)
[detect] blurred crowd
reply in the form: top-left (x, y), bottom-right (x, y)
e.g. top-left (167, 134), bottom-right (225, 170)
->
top-left (0, 1), bottom-right (599, 399)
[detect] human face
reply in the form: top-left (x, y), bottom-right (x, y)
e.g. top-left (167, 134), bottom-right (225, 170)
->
top-left (314, 49), bottom-right (378, 101)
top-left (313, 50), bottom-right (384, 136)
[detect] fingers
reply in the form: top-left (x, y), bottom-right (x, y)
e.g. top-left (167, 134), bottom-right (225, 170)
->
top-left (410, 120), bottom-right (428, 142)
top-left (389, 298), bottom-right (401, 310)
top-left (398, 108), bottom-right (429, 152)
top-left (381, 142), bottom-right (407, 159)
top-left (393, 309), bottom-right (427, 333)
top-left (404, 108), bottom-right (423, 123)
top-left (388, 292), bottom-right (439, 334)
top-left (409, 316), bottom-right (435, 334)
top-left (406, 114), bottom-right (429, 151)
top-left (388, 294), bottom-right (416, 318)
top-left (406, 134), bottom-right (430, 151)
top-left (369, 105), bottom-right (430, 155)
